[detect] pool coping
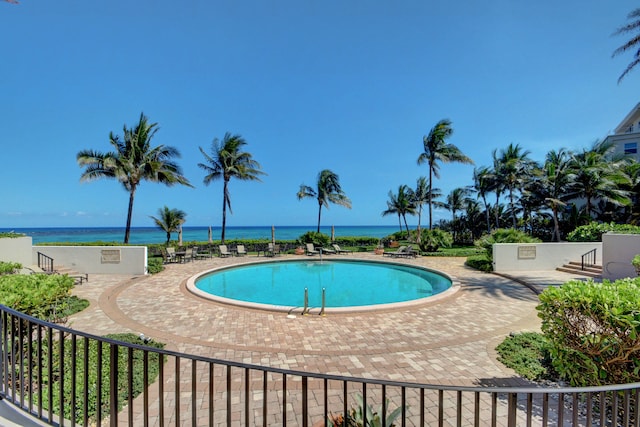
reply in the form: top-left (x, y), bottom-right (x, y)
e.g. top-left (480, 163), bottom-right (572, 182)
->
top-left (185, 257), bottom-right (461, 314)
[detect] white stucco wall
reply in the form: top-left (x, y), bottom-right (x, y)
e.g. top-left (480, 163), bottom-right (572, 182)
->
top-left (0, 236), bottom-right (33, 266)
top-left (493, 242), bottom-right (601, 272)
top-left (32, 246), bottom-right (147, 275)
top-left (602, 233), bottom-right (640, 281)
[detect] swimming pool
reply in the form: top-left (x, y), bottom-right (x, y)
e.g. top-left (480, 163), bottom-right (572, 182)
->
top-left (187, 259), bottom-right (455, 313)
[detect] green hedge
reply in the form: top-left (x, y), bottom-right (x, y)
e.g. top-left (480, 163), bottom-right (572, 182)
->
top-left (566, 221), bottom-right (640, 242)
top-left (538, 277), bottom-right (640, 386)
top-left (0, 261), bottom-right (22, 275)
top-left (0, 274), bottom-right (74, 320)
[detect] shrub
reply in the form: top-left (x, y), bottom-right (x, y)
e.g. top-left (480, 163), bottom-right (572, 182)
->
top-left (418, 228), bottom-right (453, 252)
top-left (566, 221), bottom-right (640, 242)
top-left (465, 254), bottom-right (493, 272)
top-left (495, 332), bottom-right (556, 381)
top-left (0, 261), bottom-right (22, 275)
top-left (537, 277), bottom-right (640, 386)
top-left (0, 232), bottom-right (25, 238)
top-left (475, 228), bottom-right (541, 261)
top-left (147, 257), bottom-right (164, 274)
top-left (297, 231), bottom-right (330, 246)
top-left (0, 273), bottom-right (74, 319)
top-left (38, 332), bottom-right (165, 424)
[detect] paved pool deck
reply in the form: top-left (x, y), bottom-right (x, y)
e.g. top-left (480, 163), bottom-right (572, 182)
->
top-left (68, 253), bottom-right (592, 388)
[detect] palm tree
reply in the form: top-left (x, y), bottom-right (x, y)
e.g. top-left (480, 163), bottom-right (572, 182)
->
top-left (568, 140), bottom-right (631, 220)
top-left (382, 185), bottom-right (416, 236)
top-left (537, 149), bottom-right (575, 242)
top-left (490, 150), bottom-right (505, 229)
top-left (297, 169), bottom-right (351, 232)
top-left (445, 187), bottom-right (472, 244)
top-left (417, 119), bottom-right (474, 230)
top-left (612, 8), bottom-right (640, 83)
top-left (495, 143), bottom-right (536, 229)
top-left (150, 206), bottom-right (186, 245)
top-left (77, 113), bottom-right (192, 244)
top-left (472, 166), bottom-right (493, 234)
top-left (411, 177), bottom-right (429, 243)
top-left (198, 133), bottom-right (265, 244)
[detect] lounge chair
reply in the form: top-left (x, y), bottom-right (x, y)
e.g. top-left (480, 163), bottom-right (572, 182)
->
top-left (266, 243), bottom-right (281, 257)
top-left (305, 243), bottom-right (319, 256)
top-left (218, 245), bottom-right (233, 258)
top-left (383, 245), bottom-right (407, 257)
top-left (236, 244), bottom-right (247, 256)
top-left (332, 244), bottom-right (351, 254)
top-left (321, 246), bottom-right (336, 254)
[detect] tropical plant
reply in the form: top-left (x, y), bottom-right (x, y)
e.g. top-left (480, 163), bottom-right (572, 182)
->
top-left (381, 185), bottom-right (415, 236)
top-left (0, 261), bottom-right (21, 275)
top-left (77, 113), bottom-right (192, 243)
top-left (612, 7), bottom-right (640, 83)
top-left (417, 119), bottom-right (474, 230)
top-left (445, 186), bottom-right (473, 244)
top-left (494, 143), bottom-right (536, 229)
top-left (535, 149), bottom-right (575, 242)
top-left (472, 166), bottom-right (493, 234)
top-left (198, 132), bottom-right (265, 243)
top-left (297, 231), bottom-right (330, 246)
top-left (566, 221), bottom-right (640, 242)
top-left (329, 393), bottom-right (404, 427)
top-left (475, 228), bottom-right (541, 261)
top-left (418, 228), bottom-right (453, 252)
top-left (149, 206), bottom-right (186, 245)
top-left (297, 169), bottom-right (351, 232)
top-left (567, 140), bottom-right (631, 220)
top-left (411, 176), bottom-right (429, 243)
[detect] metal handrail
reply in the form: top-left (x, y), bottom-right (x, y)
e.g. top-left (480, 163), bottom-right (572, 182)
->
top-left (0, 304), bottom-right (638, 426)
top-left (581, 248), bottom-right (597, 270)
top-left (36, 252), bottom-right (54, 273)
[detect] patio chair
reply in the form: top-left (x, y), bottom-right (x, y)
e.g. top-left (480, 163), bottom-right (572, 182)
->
top-left (195, 245), bottom-right (213, 260)
top-left (332, 244), bottom-right (351, 254)
top-left (305, 243), bottom-right (319, 256)
top-left (164, 247), bottom-right (178, 263)
top-left (218, 245), bottom-right (233, 258)
top-left (266, 243), bottom-right (281, 257)
top-left (236, 244), bottom-right (247, 256)
top-left (181, 247), bottom-right (196, 263)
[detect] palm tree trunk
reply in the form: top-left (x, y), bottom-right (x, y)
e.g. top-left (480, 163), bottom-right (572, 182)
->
top-left (124, 187), bottom-right (136, 244)
top-left (166, 232), bottom-right (171, 245)
top-left (428, 166), bottom-right (433, 230)
top-left (586, 195), bottom-right (592, 219)
top-left (509, 187), bottom-right (517, 229)
top-left (552, 206), bottom-right (561, 242)
top-left (494, 193), bottom-right (500, 229)
top-left (397, 214), bottom-right (402, 233)
top-left (402, 214), bottom-right (409, 236)
top-left (482, 195), bottom-right (491, 234)
top-left (317, 203), bottom-right (322, 233)
top-left (221, 180), bottom-right (228, 244)
top-left (416, 206), bottom-right (422, 243)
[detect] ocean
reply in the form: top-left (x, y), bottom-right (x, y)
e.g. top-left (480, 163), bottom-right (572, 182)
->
top-left (1, 226), bottom-right (403, 245)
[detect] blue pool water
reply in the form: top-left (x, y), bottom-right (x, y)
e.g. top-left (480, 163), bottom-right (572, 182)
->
top-left (194, 260), bottom-right (452, 309)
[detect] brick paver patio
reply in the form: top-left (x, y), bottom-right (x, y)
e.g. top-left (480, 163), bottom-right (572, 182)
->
top-left (66, 254), bottom-right (583, 426)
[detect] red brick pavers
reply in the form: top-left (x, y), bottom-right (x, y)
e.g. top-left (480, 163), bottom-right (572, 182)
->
top-left (70, 255), bottom-right (546, 426)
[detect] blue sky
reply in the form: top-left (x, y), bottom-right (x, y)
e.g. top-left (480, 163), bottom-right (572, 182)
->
top-left (2, 0), bottom-right (640, 229)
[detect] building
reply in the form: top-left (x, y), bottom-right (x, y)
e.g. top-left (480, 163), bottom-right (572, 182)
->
top-left (604, 102), bottom-right (640, 161)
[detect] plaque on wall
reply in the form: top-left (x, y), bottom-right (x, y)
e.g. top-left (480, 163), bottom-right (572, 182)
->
top-left (101, 249), bottom-right (121, 263)
top-left (517, 245), bottom-right (536, 259)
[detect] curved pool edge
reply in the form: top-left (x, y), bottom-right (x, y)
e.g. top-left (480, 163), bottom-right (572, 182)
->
top-left (185, 257), bottom-right (460, 314)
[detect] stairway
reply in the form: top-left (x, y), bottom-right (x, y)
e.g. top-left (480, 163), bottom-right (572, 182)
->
top-left (54, 265), bottom-right (89, 285)
top-left (556, 261), bottom-right (602, 278)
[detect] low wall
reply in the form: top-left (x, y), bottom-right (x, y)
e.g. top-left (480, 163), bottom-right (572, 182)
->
top-left (602, 233), bottom-right (640, 280)
top-left (0, 236), bottom-right (33, 266)
top-left (493, 242), bottom-right (601, 272)
top-left (32, 246), bottom-right (147, 275)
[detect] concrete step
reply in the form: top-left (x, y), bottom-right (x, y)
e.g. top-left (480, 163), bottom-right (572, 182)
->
top-left (52, 266), bottom-right (89, 285)
top-left (556, 261), bottom-right (602, 278)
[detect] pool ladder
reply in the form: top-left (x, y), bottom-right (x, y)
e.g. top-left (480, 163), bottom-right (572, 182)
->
top-left (300, 287), bottom-right (326, 316)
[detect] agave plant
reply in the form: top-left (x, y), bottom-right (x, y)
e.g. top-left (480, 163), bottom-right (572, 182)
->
top-left (329, 393), bottom-right (404, 427)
